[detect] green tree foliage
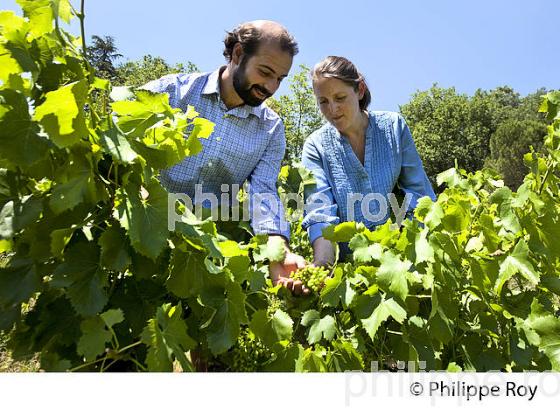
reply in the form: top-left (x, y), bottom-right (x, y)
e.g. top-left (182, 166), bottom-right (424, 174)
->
top-left (267, 65), bottom-right (323, 162)
top-left (87, 35), bottom-right (122, 80)
top-left (400, 85), bottom-right (496, 182)
top-left (401, 85), bottom-right (547, 188)
top-left (487, 119), bottom-right (547, 189)
top-left (115, 55), bottom-right (199, 87)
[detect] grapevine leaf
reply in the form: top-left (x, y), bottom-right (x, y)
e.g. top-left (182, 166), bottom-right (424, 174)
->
top-left (525, 300), bottom-right (560, 370)
top-left (322, 221), bottom-right (363, 242)
top-left (0, 89), bottom-right (49, 168)
top-left (141, 303), bottom-right (196, 372)
top-left (0, 258), bottom-right (40, 306)
top-left (301, 310), bottom-right (336, 344)
top-left (49, 152), bottom-right (106, 214)
top-left (249, 309), bottom-right (293, 348)
top-left (361, 298), bottom-right (406, 341)
top-left (111, 90), bottom-right (173, 138)
top-left (34, 80), bottom-right (88, 148)
top-left (98, 128), bottom-right (138, 164)
top-left (321, 266), bottom-right (355, 308)
top-left (51, 241), bottom-right (107, 316)
top-left (166, 250), bottom-right (210, 298)
top-left (375, 251), bottom-right (410, 301)
top-left (203, 283), bottom-right (247, 355)
top-left (495, 239), bottom-right (538, 294)
top-left (99, 225), bottom-right (131, 271)
top-left (252, 235), bottom-right (286, 263)
top-left (100, 308), bottom-right (124, 329)
top-left (349, 233), bottom-right (383, 263)
top-left (116, 180), bottom-right (169, 260)
top-left (77, 316), bottom-right (111, 361)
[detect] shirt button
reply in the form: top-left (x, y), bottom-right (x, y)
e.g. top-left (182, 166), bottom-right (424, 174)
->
top-left (216, 137), bottom-right (221, 142)
top-left (208, 161), bottom-right (213, 167)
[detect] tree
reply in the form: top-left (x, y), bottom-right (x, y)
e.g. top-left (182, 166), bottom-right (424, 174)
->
top-left (115, 55), bottom-right (199, 87)
top-left (87, 35), bottom-right (123, 80)
top-left (486, 119), bottom-right (547, 189)
top-left (267, 65), bottom-right (324, 163)
top-left (400, 85), bottom-right (496, 183)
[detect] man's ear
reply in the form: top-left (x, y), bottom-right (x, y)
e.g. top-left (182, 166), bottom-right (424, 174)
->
top-left (231, 43), bottom-right (244, 65)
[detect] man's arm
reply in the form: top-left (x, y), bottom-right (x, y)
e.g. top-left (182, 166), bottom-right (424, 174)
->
top-left (246, 119), bottom-right (308, 295)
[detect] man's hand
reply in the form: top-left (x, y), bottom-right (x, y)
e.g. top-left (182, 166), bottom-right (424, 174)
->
top-left (270, 251), bottom-right (310, 296)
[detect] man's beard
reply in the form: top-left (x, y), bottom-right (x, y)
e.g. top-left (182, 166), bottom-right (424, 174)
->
top-left (232, 58), bottom-right (271, 107)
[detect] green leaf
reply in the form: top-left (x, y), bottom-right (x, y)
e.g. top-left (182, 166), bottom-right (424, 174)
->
top-left (0, 258), bottom-right (40, 306)
top-left (141, 302), bottom-right (196, 371)
top-left (116, 180), bottom-right (169, 260)
top-left (34, 80), bottom-right (88, 148)
top-left (249, 309), bottom-right (293, 348)
top-left (349, 233), bottom-right (383, 263)
top-left (320, 266), bottom-right (355, 308)
top-left (361, 298), bottom-right (406, 341)
top-left (51, 241), bottom-right (107, 316)
top-left (49, 152), bottom-right (106, 214)
top-left (99, 225), bottom-right (131, 271)
top-left (0, 195), bottom-right (43, 239)
top-left (252, 235), bottom-right (286, 263)
top-left (301, 310), bottom-right (336, 344)
top-left (77, 316), bottom-right (111, 361)
top-left (50, 227), bottom-right (75, 257)
top-left (166, 250), bottom-right (210, 298)
top-left (375, 251), bottom-right (410, 301)
top-left (322, 221), bottom-right (363, 242)
top-left (202, 282), bottom-right (248, 355)
top-left (16, 0), bottom-right (54, 37)
top-left (98, 128), bottom-right (138, 164)
top-left (100, 308), bottom-right (124, 328)
top-left (0, 89), bottom-right (49, 168)
top-left (525, 300), bottom-right (560, 370)
top-left (111, 90), bottom-right (173, 138)
top-left (495, 239), bottom-right (539, 294)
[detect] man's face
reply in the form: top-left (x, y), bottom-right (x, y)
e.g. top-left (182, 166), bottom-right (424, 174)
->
top-left (232, 44), bottom-right (293, 107)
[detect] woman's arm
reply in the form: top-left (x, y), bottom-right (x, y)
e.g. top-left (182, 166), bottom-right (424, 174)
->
top-left (396, 115), bottom-right (437, 212)
top-left (301, 136), bottom-right (339, 265)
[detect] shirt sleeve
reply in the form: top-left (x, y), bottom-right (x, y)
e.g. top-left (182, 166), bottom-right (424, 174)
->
top-left (246, 119), bottom-right (290, 240)
top-left (395, 114), bottom-right (437, 211)
top-left (301, 136), bottom-right (340, 244)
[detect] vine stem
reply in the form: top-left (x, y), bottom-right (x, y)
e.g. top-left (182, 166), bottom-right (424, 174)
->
top-left (79, 0), bottom-right (87, 60)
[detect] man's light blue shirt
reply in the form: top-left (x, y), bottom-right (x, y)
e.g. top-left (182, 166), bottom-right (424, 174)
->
top-left (143, 68), bottom-right (290, 239)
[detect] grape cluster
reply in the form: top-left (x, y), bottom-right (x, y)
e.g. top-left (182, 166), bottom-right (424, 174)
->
top-left (231, 329), bottom-right (269, 372)
top-left (267, 296), bottom-right (287, 317)
top-left (290, 265), bottom-right (330, 293)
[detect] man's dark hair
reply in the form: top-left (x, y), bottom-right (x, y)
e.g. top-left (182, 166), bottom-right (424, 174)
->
top-left (223, 21), bottom-right (299, 62)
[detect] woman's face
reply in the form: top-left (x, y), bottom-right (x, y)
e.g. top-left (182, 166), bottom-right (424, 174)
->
top-left (313, 75), bottom-right (364, 134)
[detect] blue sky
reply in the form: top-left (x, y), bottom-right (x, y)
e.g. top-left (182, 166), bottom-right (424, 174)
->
top-left (1, 0), bottom-right (558, 111)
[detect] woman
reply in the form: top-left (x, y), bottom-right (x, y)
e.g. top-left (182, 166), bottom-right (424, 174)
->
top-left (302, 56), bottom-right (436, 266)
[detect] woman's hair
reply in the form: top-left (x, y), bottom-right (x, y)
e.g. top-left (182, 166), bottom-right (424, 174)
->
top-left (223, 22), bottom-right (299, 62)
top-left (312, 56), bottom-right (371, 110)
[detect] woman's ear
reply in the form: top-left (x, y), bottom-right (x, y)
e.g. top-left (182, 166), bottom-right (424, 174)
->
top-left (358, 81), bottom-right (366, 100)
top-left (231, 43), bottom-right (244, 65)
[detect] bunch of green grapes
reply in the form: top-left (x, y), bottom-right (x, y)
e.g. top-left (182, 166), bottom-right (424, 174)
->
top-left (290, 266), bottom-right (330, 293)
top-left (267, 296), bottom-right (287, 317)
top-left (231, 328), bottom-right (269, 372)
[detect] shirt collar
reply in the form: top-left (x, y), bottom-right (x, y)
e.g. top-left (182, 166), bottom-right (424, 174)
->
top-left (202, 67), bottom-right (264, 119)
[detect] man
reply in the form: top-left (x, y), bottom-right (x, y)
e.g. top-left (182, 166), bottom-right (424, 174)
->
top-left (143, 20), bottom-right (309, 295)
